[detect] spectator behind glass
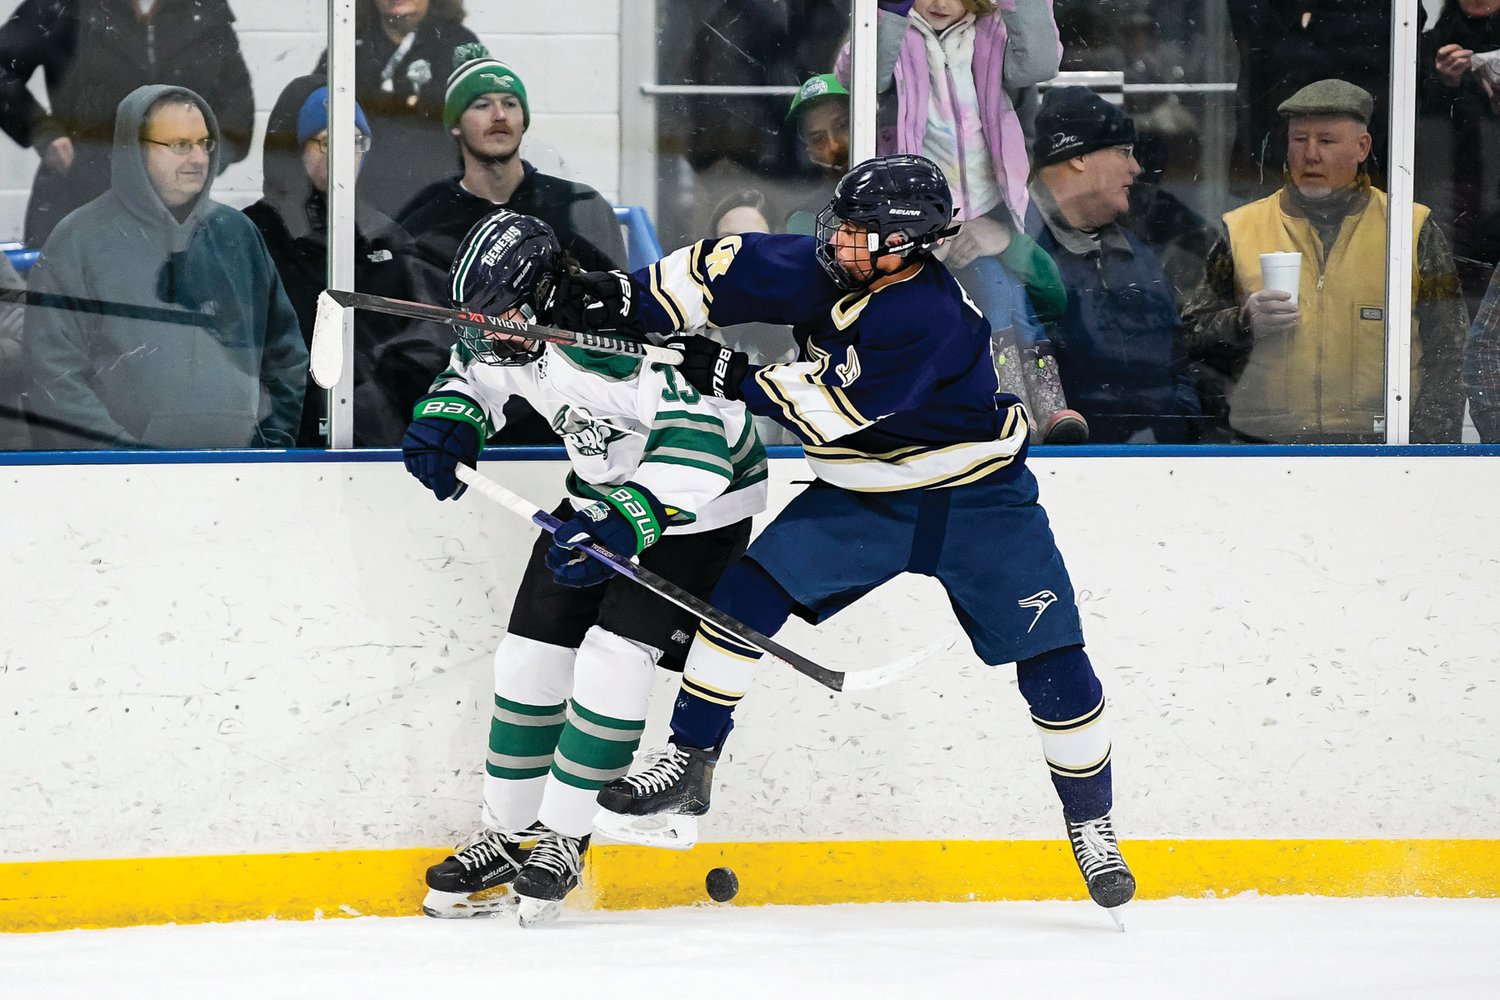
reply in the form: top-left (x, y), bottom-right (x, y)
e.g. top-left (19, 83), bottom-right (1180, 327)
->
top-left (1227, 1), bottom-right (1391, 191)
top-left (0, 0), bottom-right (256, 248)
top-left (836, 0), bottom-right (1058, 222)
top-left (314, 0), bottom-right (478, 219)
top-left (1124, 130), bottom-right (1218, 309)
top-left (836, 0), bottom-right (1082, 443)
top-left (1183, 80), bottom-right (1467, 445)
top-left (1026, 87), bottom-right (1204, 445)
top-left (0, 253), bottom-right (28, 449)
top-left (243, 76), bottom-right (437, 448)
top-left (398, 44), bottom-right (627, 444)
top-left (22, 86), bottom-right (306, 450)
top-left (672, 0), bottom-right (849, 180)
top-left (707, 188), bottom-right (797, 446)
top-left (784, 74), bottom-right (851, 235)
top-left (1417, 0), bottom-right (1500, 320)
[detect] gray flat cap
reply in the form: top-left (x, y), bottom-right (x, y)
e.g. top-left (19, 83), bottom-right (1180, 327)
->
top-left (1277, 79), bottom-right (1375, 124)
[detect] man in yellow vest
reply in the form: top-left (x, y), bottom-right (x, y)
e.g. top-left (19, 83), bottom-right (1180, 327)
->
top-left (1184, 79), bottom-right (1467, 443)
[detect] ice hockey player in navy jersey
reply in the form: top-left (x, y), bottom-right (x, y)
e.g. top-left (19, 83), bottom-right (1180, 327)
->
top-left (552, 154), bottom-right (1135, 915)
top-left (401, 209), bottom-right (767, 926)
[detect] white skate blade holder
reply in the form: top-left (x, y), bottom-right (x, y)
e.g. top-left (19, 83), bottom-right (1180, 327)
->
top-left (421, 886), bottom-right (519, 919)
top-left (517, 896), bottom-right (567, 928)
top-left (591, 808), bottom-right (700, 850)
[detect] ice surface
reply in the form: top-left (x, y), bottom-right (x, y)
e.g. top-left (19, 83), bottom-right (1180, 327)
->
top-left (3, 897), bottom-right (1496, 1000)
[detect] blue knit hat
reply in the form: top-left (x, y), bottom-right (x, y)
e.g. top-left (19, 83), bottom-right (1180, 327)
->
top-left (296, 86), bottom-right (371, 146)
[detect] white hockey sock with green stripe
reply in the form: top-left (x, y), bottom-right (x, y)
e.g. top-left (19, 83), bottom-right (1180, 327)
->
top-left (482, 633), bottom-right (576, 832)
top-left (538, 626), bottom-right (657, 837)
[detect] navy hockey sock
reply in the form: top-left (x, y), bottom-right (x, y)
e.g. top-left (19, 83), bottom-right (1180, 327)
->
top-left (1016, 644), bottom-right (1113, 821)
top-left (669, 559), bottom-right (795, 750)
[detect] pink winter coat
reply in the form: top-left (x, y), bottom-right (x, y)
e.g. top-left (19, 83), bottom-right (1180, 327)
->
top-left (836, 2), bottom-right (1060, 220)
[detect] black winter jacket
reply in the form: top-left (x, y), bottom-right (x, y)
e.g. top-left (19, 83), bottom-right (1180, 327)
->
top-left (0, 0), bottom-right (255, 246)
top-left (243, 73), bottom-right (445, 448)
top-left (315, 15), bottom-right (479, 219)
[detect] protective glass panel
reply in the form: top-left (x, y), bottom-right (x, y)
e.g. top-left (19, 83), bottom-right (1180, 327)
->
top-left (1060, 1), bottom-right (1415, 445)
top-left (646, 0), bottom-right (852, 447)
top-left (1414, 0), bottom-right (1497, 444)
top-left (0, 0), bottom-right (313, 451)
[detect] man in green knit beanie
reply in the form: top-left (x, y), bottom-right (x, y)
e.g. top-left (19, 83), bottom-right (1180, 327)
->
top-left (397, 42), bottom-right (627, 443)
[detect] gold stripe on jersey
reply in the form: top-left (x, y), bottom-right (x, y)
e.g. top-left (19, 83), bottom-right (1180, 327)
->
top-left (755, 367), bottom-right (828, 443)
top-left (648, 259), bottom-right (688, 330)
top-left (803, 430), bottom-right (1027, 492)
top-left (831, 290), bottom-right (872, 330)
top-left (647, 243), bottom-right (711, 331)
top-left (830, 262), bottom-right (925, 330)
top-left (754, 362), bottom-right (873, 445)
top-left (687, 240), bottom-right (714, 306)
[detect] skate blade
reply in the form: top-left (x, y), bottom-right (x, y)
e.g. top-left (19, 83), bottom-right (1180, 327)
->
top-left (591, 808), bottom-right (699, 850)
top-left (516, 896), bottom-right (565, 928)
top-left (421, 886), bottom-right (519, 919)
top-left (1106, 905), bottom-right (1126, 932)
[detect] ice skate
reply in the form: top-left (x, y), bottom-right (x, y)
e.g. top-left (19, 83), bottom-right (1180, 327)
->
top-left (592, 743), bottom-right (717, 849)
top-left (513, 830), bottom-right (589, 928)
top-left (1067, 811), bottom-right (1136, 918)
top-left (422, 824), bottom-right (544, 918)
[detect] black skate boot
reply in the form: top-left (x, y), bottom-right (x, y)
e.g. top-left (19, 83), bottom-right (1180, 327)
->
top-left (422, 824), bottom-right (544, 918)
top-left (1067, 811), bottom-right (1136, 913)
top-left (513, 830), bottom-right (590, 927)
top-left (592, 742), bottom-right (718, 849)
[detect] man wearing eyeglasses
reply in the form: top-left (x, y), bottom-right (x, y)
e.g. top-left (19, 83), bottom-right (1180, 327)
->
top-left (22, 84), bottom-right (306, 451)
top-left (1025, 86), bottom-right (1205, 445)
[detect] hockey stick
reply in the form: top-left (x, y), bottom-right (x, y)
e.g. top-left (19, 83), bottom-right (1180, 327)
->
top-left (309, 288), bottom-right (683, 389)
top-left (454, 464), bottom-right (949, 692)
top-left (0, 288), bottom-right (217, 328)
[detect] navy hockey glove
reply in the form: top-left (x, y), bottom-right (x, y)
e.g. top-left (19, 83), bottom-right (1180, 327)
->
top-left (667, 334), bottom-right (752, 401)
top-left (544, 483), bottom-right (674, 588)
top-left (402, 392), bottom-right (486, 500)
top-left (546, 269), bottom-right (638, 331)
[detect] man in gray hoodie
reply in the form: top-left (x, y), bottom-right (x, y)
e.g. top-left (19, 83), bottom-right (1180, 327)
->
top-left (23, 84), bottom-right (306, 450)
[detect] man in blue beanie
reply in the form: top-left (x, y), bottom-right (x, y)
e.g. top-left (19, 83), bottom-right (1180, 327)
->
top-left (245, 74), bottom-right (433, 447)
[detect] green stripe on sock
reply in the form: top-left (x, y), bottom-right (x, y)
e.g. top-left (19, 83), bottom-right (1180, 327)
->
top-left (496, 696), bottom-right (567, 717)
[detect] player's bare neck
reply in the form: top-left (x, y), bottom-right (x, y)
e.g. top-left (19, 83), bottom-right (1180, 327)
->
top-left (870, 259), bottom-right (922, 292)
top-left (461, 156), bottom-right (524, 205)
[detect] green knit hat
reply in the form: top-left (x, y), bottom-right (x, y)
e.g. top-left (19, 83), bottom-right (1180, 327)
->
top-left (444, 43), bottom-right (529, 129)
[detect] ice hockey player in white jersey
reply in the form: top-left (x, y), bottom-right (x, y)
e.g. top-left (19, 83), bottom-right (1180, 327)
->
top-left (401, 209), bottom-right (767, 926)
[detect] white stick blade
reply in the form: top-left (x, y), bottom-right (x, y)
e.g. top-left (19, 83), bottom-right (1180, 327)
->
top-left (309, 290), bottom-right (346, 389)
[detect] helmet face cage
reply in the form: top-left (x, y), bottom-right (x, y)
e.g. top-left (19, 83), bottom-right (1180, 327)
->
top-left (449, 210), bottom-right (560, 366)
top-left (815, 154), bottom-right (956, 290)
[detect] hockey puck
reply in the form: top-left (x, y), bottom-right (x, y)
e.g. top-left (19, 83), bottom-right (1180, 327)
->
top-left (705, 866), bottom-right (739, 902)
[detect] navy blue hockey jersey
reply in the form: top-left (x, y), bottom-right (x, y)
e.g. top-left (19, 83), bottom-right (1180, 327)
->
top-left (632, 233), bottom-right (1029, 492)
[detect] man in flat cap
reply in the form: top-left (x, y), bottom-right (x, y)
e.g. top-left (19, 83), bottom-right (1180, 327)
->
top-left (1184, 79), bottom-right (1467, 444)
top-left (1024, 87), bottom-right (1206, 444)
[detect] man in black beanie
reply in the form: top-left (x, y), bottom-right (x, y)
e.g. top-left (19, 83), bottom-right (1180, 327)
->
top-left (1024, 88), bottom-right (1205, 445)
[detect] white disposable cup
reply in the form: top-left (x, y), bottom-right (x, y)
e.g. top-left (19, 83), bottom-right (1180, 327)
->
top-left (1260, 251), bottom-right (1302, 305)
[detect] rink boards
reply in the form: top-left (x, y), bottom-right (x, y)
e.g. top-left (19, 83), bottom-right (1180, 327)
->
top-left (2, 453), bottom-right (1498, 930)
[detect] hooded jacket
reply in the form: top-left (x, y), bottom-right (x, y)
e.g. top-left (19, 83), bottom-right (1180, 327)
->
top-left (23, 84), bottom-right (306, 450)
top-left (243, 73), bottom-right (441, 447)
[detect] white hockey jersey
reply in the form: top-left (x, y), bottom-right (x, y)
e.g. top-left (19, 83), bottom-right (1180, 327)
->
top-left (429, 342), bottom-right (768, 533)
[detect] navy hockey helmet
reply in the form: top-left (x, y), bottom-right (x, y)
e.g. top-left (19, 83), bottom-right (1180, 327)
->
top-left (815, 154), bottom-right (958, 290)
top-left (448, 209), bottom-right (561, 365)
